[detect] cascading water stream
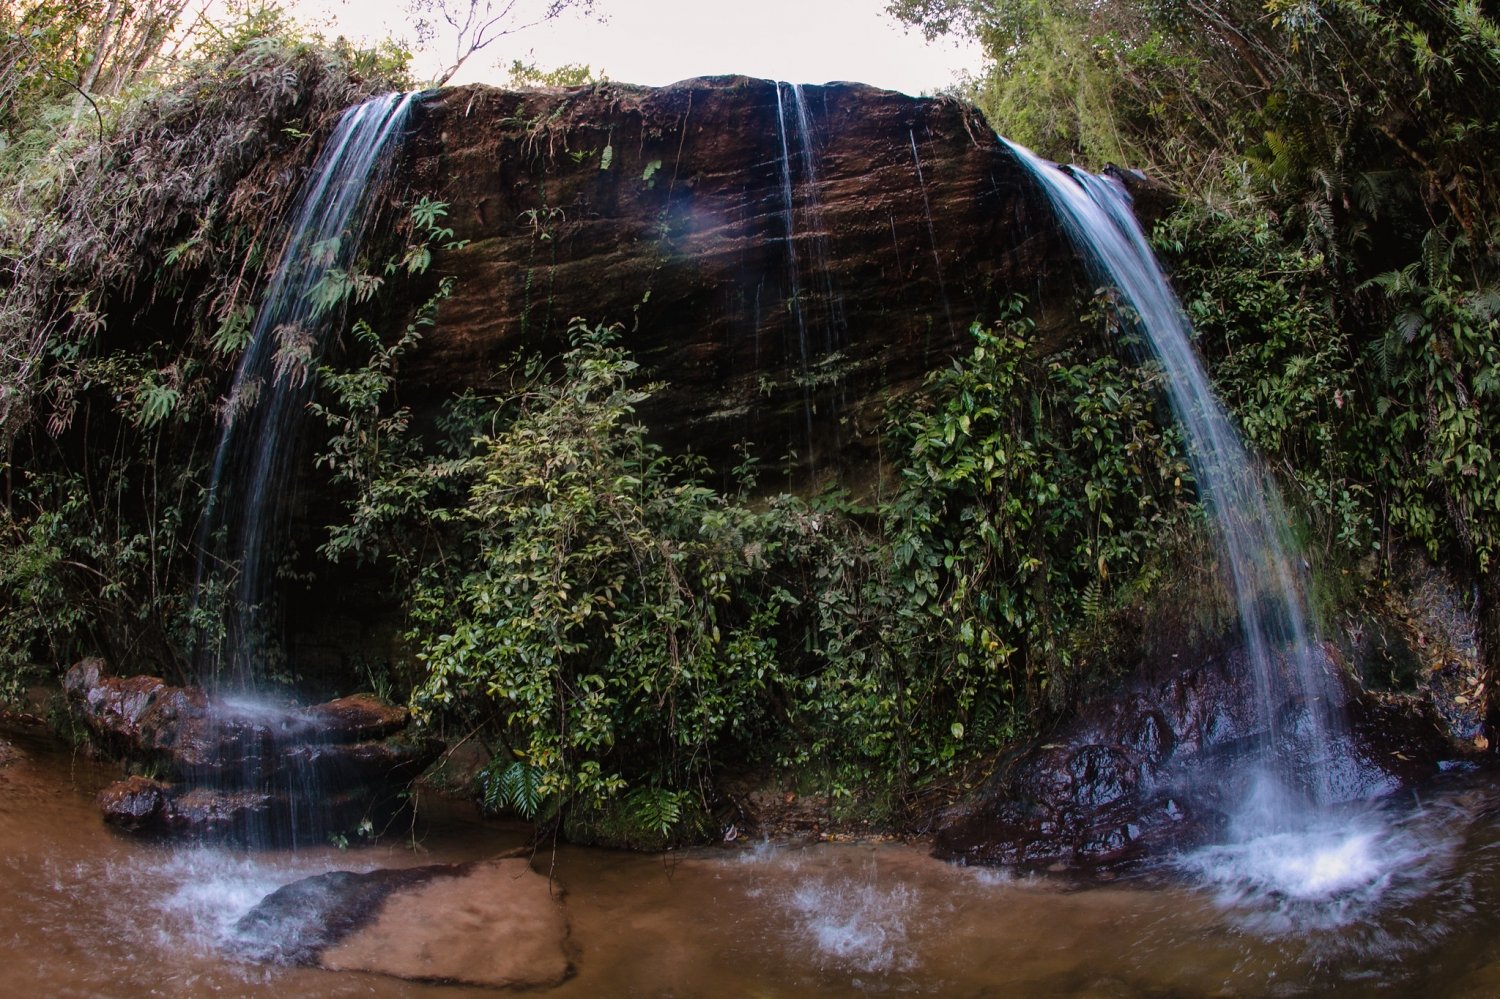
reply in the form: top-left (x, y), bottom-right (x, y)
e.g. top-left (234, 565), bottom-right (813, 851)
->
top-left (1000, 141), bottom-right (1360, 841)
top-left (187, 92), bottom-right (414, 848)
top-left (195, 93), bottom-right (413, 688)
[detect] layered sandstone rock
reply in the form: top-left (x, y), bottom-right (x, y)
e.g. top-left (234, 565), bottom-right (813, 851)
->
top-left (396, 78), bottom-right (1078, 486)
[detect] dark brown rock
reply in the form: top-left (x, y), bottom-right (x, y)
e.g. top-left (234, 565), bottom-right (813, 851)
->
top-left (279, 732), bottom-right (444, 789)
top-left (63, 660), bottom-right (433, 783)
top-left (400, 78), bottom-right (1078, 488)
top-left (97, 775), bottom-right (424, 845)
top-left (98, 777), bottom-right (261, 838)
top-left (97, 775), bottom-right (173, 832)
top-left (232, 865), bottom-right (459, 965)
top-left (934, 647), bottom-right (1455, 874)
top-left (301, 694), bottom-right (410, 742)
top-left (67, 660), bottom-right (442, 844)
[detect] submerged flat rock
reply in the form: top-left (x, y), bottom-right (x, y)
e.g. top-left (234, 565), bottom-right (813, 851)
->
top-left (233, 855), bottom-right (572, 988)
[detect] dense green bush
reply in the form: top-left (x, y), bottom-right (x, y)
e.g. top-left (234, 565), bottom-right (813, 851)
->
top-left (311, 298), bottom-right (1196, 837)
top-left (0, 21), bottom-right (412, 685)
top-left (404, 320), bottom-right (793, 827)
top-left (895, 0), bottom-right (1500, 694)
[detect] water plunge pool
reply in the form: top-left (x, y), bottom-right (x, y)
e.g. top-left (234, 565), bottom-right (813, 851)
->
top-left (4, 729), bottom-right (1500, 996)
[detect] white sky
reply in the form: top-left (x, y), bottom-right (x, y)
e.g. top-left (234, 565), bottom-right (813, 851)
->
top-left (284, 0), bottom-right (984, 96)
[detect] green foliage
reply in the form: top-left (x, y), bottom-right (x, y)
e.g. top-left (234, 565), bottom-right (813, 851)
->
top-left (0, 500), bottom-right (85, 702)
top-left (405, 319), bottom-right (788, 824)
top-left (902, 0), bottom-right (1500, 679)
top-left (1158, 196), bottom-right (1500, 639)
top-left (0, 461), bottom-right (201, 696)
top-left (1361, 231), bottom-right (1500, 573)
top-left (506, 59), bottom-right (599, 88)
top-left (311, 280), bottom-right (1199, 836)
top-left (0, 22), bottom-right (417, 703)
top-left (796, 308), bottom-right (1191, 783)
top-left (0, 17), bottom-right (411, 434)
top-left (898, 0), bottom-right (1500, 239)
top-left (1158, 204), bottom-right (1377, 560)
top-left (482, 757), bottom-right (545, 817)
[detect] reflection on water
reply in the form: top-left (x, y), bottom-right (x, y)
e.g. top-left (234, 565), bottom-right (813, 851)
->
top-left (6, 729), bottom-right (1500, 996)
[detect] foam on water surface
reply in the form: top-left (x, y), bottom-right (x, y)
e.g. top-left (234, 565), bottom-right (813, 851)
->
top-left (738, 843), bottom-right (923, 976)
top-left (1177, 798), bottom-right (1465, 940)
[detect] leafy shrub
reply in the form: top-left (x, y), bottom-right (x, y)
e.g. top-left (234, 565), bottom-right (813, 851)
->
top-left (784, 306), bottom-right (1194, 797)
top-left (404, 320), bottom-right (791, 824)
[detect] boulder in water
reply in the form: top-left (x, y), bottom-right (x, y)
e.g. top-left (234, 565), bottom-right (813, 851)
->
top-left (232, 855), bottom-right (572, 988)
top-left (66, 659), bottom-right (443, 844)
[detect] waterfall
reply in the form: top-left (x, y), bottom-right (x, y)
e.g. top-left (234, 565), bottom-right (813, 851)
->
top-left (181, 93), bottom-right (416, 849)
top-left (1001, 140), bottom-right (1353, 831)
top-left (195, 93), bottom-right (413, 688)
top-left (771, 83), bottom-right (860, 476)
top-left (790, 85), bottom-right (845, 358)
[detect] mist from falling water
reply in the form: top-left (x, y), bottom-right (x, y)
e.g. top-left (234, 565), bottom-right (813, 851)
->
top-left (738, 842), bottom-right (920, 976)
top-left (1000, 138), bottom-right (1402, 908)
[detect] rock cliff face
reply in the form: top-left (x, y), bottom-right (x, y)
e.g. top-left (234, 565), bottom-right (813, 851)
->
top-left (397, 78), bottom-right (1077, 485)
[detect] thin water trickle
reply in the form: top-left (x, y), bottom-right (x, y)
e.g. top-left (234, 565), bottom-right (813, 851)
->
top-left (773, 83), bottom-right (816, 462)
top-left (908, 129), bottom-right (956, 342)
top-left (194, 93), bottom-right (413, 688)
top-left (1000, 139), bottom-right (1393, 899)
top-left (790, 85), bottom-right (845, 358)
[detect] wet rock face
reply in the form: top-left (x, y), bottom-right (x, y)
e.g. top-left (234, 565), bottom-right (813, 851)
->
top-left (64, 658), bottom-right (441, 845)
top-left (934, 648), bottom-right (1455, 874)
top-left (1360, 554), bottom-right (1489, 747)
top-left (233, 856), bottom-right (572, 989)
top-left (401, 78), bottom-right (1076, 487)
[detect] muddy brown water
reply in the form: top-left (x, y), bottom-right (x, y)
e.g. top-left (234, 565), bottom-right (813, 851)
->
top-left (6, 727), bottom-right (1500, 997)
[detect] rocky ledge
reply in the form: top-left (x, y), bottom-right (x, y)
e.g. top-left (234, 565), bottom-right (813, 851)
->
top-left (397, 77), bottom-right (1083, 489)
top-left (64, 658), bottom-right (442, 845)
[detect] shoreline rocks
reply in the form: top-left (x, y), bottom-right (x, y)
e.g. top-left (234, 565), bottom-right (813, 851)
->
top-left (64, 658), bottom-right (442, 845)
top-left (933, 647), bottom-right (1457, 873)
